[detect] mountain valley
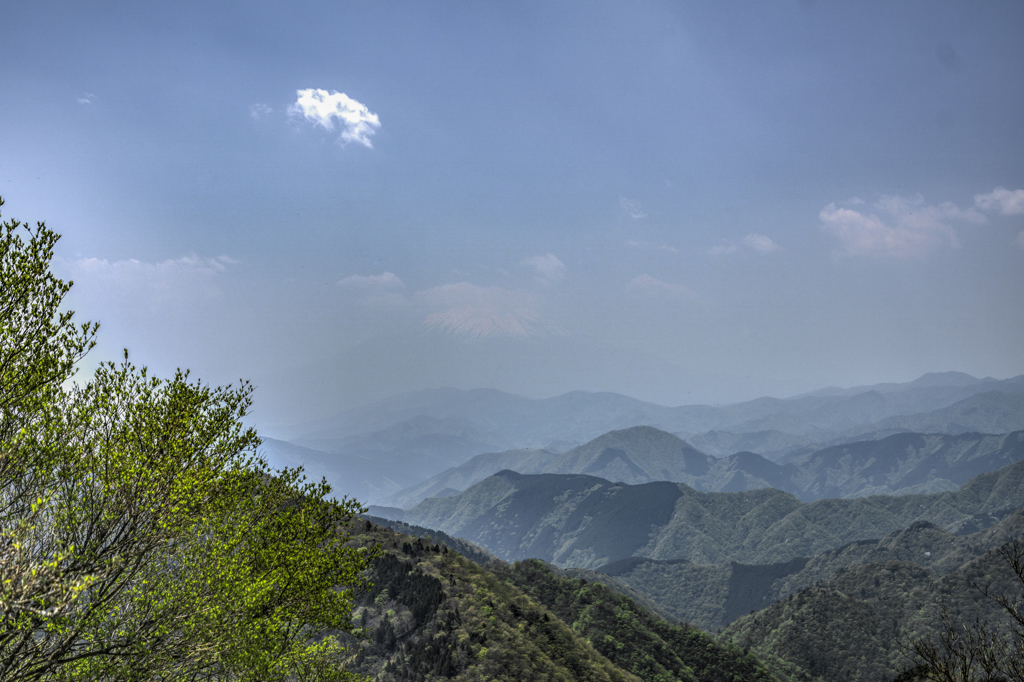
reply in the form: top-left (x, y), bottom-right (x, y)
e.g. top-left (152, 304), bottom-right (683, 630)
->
top-left (273, 372), bottom-right (1024, 681)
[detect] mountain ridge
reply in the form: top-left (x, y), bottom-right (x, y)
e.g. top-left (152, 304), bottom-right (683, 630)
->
top-left (386, 426), bottom-right (1024, 507)
top-left (378, 458), bottom-right (1024, 570)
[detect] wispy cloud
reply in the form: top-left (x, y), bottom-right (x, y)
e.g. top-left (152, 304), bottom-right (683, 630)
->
top-left (975, 187), bottom-right (1024, 215)
top-left (741, 233), bottom-right (780, 253)
top-left (627, 274), bottom-right (698, 302)
top-left (820, 194), bottom-right (985, 259)
top-left (620, 198), bottom-right (647, 220)
top-left (249, 103), bottom-right (272, 119)
top-left (338, 272), bottom-right (404, 289)
top-left (521, 253), bottom-right (566, 284)
top-left (77, 93), bottom-right (95, 105)
top-left (288, 88), bottom-right (380, 148)
top-left (709, 233), bottom-right (780, 255)
top-left (626, 240), bottom-right (677, 253)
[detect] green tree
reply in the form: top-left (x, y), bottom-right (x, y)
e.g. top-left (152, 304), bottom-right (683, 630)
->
top-left (0, 197), bottom-right (376, 681)
top-left (1, 198), bottom-right (98, 641)
top-left (899, 539), bottom-right (1024, 682)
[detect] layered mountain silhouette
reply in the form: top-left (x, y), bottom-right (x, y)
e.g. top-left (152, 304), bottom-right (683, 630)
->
top-left (386, 426), bottom-right (1024, 507)
top-left (261, 372), bottom-right (1024, 505)
top-left (600, 505), bottom-right (1024, 631)
top-left (371, 459), bottom-right (1024, 570)
top-left (273, 372), bottom-right (1024, 447)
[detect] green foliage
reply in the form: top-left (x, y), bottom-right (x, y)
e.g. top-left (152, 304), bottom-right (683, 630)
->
top-left (604, 508), bottom-right (1024, 636)
top-left (899, 539), bottom-right (1024, 681)
top-left (0, 198), bottom-right (376, 681)
top-left (343, 521), bottom-right (788, 682)
top-left (363, 514), bottom-right (498, 565)
top-left (0, 198), bottom-right (97, 429)
top-left (497, 558), bottom-right (783, 682)
top-left (719, 536), bottom-right (1024, 682)
top-left (345, 523), bottom-right (642, 682)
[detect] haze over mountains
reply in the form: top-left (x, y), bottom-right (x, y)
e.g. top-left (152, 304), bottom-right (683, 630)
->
top-left (257, 332), bottom-right (745, 427)
top-left (254, 369), bottom-right (1024, 681)
top-left (387, 428), bottom-right (1024, 507)
top-left (373, 460), bottom-right (1024, 568)
top-left (259, 371), bottom-right (1024, 505)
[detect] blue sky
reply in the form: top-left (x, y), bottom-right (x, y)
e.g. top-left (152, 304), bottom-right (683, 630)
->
top-left (3, 1), bottom-right (1023, 425)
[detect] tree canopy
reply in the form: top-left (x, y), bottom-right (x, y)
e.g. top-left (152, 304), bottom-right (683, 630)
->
top-left (899, 538), bottom-right (1024, 681)
top-left (0, 197), bottom-right (376, 681)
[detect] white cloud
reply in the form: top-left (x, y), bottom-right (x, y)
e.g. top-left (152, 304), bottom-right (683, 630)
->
top-left (288, 88), bottom-right (380, 148)
top-left (741, 233), bottom-right (780, 253)
top-left (820, 194), bottom-right (986, 259)
top-left (249, 103), bottom-right (272, 119)
top-left (77, 93), bottom-right (95, 105)
top-left (626, 240), bottom-right (677, 253)
top-left (521, 253), bottom-right (566, 284)
top-left (709, 234), bottom-right (780, 255)
top-left (627, 274), bottom-right (697, 301)
top-left (58, 254), bottom-right (235, 308)
top-left (414, 282), bottom-right (564, 339)
top-left (975, 187), bottom-right (1024, 215)
top-left (620, 198), bottom-right (647, 220)
top-left (338, 272), bottom-right (404, 289)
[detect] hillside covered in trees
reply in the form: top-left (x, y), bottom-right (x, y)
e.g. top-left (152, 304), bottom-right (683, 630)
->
top-left (341, 519), bottom-right (785, 682)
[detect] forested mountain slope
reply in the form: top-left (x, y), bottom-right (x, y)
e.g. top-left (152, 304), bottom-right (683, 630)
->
top-left (599, 506), bottom-right (1024, 631)
top-left (540, 426), bottom-right (714, 481)
top-left (342, 520), bottom-right (785, 681)
top-left (720, 535), bottom-right (1024, 682)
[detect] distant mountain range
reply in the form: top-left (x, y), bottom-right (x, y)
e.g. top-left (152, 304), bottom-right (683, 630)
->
top-left (258, 372), bottom-right (1024, 679)
top-left (255, 331), bottom-right (744, 427)
top-left (370, 458), bottom-right (1024, 569)
top-left (387, 426), bottom-right (1024, 507)
top-left (360, 473), bottom-right (1024, 682)
top-left (278, 372), bottom-right (1024, 445)
top-left (261, 372), bottom-right (1024, 505)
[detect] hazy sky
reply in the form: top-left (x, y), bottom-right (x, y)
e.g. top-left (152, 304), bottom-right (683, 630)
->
top-left (3, 1), bottom-right (1023, 425)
